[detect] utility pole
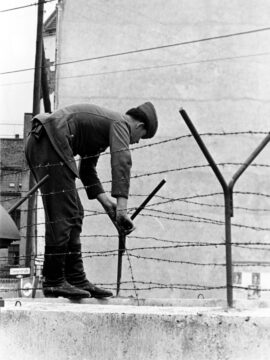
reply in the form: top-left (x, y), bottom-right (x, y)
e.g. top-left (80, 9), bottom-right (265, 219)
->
top-left (41, 41), bottom-right (52, 113)
top-left (25, 0), bottom-right (44, 272)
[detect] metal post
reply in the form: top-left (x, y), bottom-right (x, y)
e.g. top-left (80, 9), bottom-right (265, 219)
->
top-left (116, 233), bottom-right (126, 296)
top-left (179, 108), bottom-right (270, 308)
top-left (224, 188), bottom-right (233, 306)
top-left (8, 175), bottom-right (49, 214)
top-left (41, 40), bottom-right (52, 113)
top-left (116, 179), bottom-right (166, 296)
top-left (33, 0), bottom-right (44, 116)
top-left (25, 0), bottom-right (44, 273)
top-left (179, 108), bottom-right (233, 307)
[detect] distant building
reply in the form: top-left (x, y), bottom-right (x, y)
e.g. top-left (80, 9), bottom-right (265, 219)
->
top-left (0, 11), bottom-right (57, 281)
top-left (0, 136), bottom-right (24, 276)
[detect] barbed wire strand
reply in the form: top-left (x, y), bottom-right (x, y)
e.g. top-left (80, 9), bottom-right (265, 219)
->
top-left (1, 130), bottom-right (268, 179)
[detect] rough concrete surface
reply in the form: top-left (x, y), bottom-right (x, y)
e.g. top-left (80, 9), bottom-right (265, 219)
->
top-left (0, 298), bottom-right (270, 360)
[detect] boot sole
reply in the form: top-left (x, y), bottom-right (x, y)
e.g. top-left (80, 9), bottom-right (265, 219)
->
top-left (44, 294), bottom-right (89, 299)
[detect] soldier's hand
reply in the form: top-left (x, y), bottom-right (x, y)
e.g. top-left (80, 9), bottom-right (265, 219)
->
top-left (105, 201), bottom-right (117, 221)
top-left (97, 193), bottom-right (116, 221)
top-left (116, 213), bottom-right (135, 235)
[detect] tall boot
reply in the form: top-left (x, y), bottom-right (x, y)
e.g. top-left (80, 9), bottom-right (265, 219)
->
top-left (66, 244), bottom-right (113, 298)
top-left (43, 245), bottom-right (90, 299)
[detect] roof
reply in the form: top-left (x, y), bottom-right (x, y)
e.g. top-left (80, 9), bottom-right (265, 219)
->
top-left (0, 205), bottom-right (20, 245)
top-left (44, 9), bottom-right (57, 35)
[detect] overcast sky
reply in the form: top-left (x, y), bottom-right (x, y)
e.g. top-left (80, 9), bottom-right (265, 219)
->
top-left (0, 0), bottom-right (56, 138)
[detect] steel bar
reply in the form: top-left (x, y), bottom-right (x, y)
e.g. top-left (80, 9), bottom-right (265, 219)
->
top-left (179, 108), bottom-right (227, 192)
top-left (131, 179), bottom-right (166, 220)
top-left (116, 233), bottom-right (126, 296)
top-left (116, 179), bottom-right (166, 296)
top-left (229, 132), bottom-right (270, 189)
top-left (41, 40), bottom-right (52, 113)
top-left (25, 0), bottom-right (44, 272)
top-left (8, 175), bottom-right (49, 214)
top-left (224, 189), bottom-right (233, 306)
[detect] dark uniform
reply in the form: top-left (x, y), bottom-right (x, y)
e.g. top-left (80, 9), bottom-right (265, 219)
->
top-left (25, 102), bottom-right (158, 298)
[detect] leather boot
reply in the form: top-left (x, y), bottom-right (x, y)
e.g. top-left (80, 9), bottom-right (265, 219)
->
top-left (43, 245), bottom-right (90, 299)
top-left (66, 244), bottom-right (113, 298)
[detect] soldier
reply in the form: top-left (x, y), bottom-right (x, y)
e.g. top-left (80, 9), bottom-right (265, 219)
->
top-left (25, 102), bottom-right (158, 299)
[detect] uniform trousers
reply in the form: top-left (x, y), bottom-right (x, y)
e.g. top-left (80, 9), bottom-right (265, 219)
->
top-left (25, 129), bottom-right (84, 248)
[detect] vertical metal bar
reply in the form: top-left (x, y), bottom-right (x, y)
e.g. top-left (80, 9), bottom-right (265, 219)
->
top-left (41, 40), bottom-right (52, 113)
top-left (116, 233), bottom-right (126, 296)
top-left (224, 189), bottom-right (233, 307)
top-left (32, 0), bottom-right (44, 116)
top-left (26, 0), bottom-right (44, 273)
top-left (116, 180), bottom-right (166, 296)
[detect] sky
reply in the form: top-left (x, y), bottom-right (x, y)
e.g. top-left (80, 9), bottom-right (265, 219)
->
top-left (0, 0), bottom-right (56, 138)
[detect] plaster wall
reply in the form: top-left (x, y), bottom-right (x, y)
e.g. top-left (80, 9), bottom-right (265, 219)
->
top-left (52, 0), bottom-right (270, 299)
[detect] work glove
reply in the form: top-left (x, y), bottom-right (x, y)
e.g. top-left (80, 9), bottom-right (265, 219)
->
top-left (116, 213), bottom-right (135, 235)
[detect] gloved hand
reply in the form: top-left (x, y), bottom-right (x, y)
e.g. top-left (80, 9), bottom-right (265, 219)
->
top-left (97, 194), bottom-right (135, 235)
top-left (116, 213), bottom-right (135, 235)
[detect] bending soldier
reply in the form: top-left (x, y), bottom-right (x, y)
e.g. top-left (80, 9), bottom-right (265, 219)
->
top-left (25, 102), bottom-right (158, 299)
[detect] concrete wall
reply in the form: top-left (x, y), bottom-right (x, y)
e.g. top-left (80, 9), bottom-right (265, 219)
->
top-left (52, 0), bottom-right (270, 299)
top-left (1, 300), bottom-right (270, 360)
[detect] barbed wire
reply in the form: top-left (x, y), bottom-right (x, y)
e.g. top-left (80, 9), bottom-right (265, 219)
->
top-left (2, 132), bottom-right (270, 300)
top-left (170, 198), bottom-right (270, 213)
top-left (1, 164), bottom-right (217, 204)
top-left (0, 282), bottom-right (269, 294)
top-left (1, 130), bottom-right (269, 179)
top-left (12, 204), bottom-right (270, 233)
top-left (3, 159), bottom-right (270, 207)
top-left (0, 133), bottom-right (187, 178)
top-left (2, 241), bottom-right (270, 263)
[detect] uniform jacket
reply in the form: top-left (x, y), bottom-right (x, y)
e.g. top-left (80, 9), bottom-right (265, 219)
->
top-left (32, 104), bottom-right (133, 199)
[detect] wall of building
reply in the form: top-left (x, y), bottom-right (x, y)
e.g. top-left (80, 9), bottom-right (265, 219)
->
top-left (0, 138), bottom-right (24, 274)
top-left (52, 0), bottom-right (270, 299)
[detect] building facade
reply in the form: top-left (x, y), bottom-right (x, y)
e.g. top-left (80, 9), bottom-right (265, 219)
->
top-left (32, 0), bottom-right (270, 299)
top-left (0, 137), bottom-right (24, 276)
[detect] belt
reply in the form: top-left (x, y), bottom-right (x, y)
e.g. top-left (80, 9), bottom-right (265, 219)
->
top-left (29, 119), bottom-right (45, 140)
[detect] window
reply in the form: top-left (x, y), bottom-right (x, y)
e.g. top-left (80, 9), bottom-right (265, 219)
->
top-left (8, 245), bottom-right (19, 266)
top-left (233, 272), bottom-right (242, 284)
top-left (252, 273), bottom-right (260, 286)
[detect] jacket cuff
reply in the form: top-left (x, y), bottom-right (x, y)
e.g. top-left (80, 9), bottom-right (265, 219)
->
top-left (86, 184), bottom-right (105, 200)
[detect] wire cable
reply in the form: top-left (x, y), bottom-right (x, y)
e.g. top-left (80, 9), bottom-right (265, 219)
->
top-left (0, 0), bottom-right (56, 13)
top-left (1, 26), bottom-right (270, 75)
top-left (2, 50), bottom-right (270, 87)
